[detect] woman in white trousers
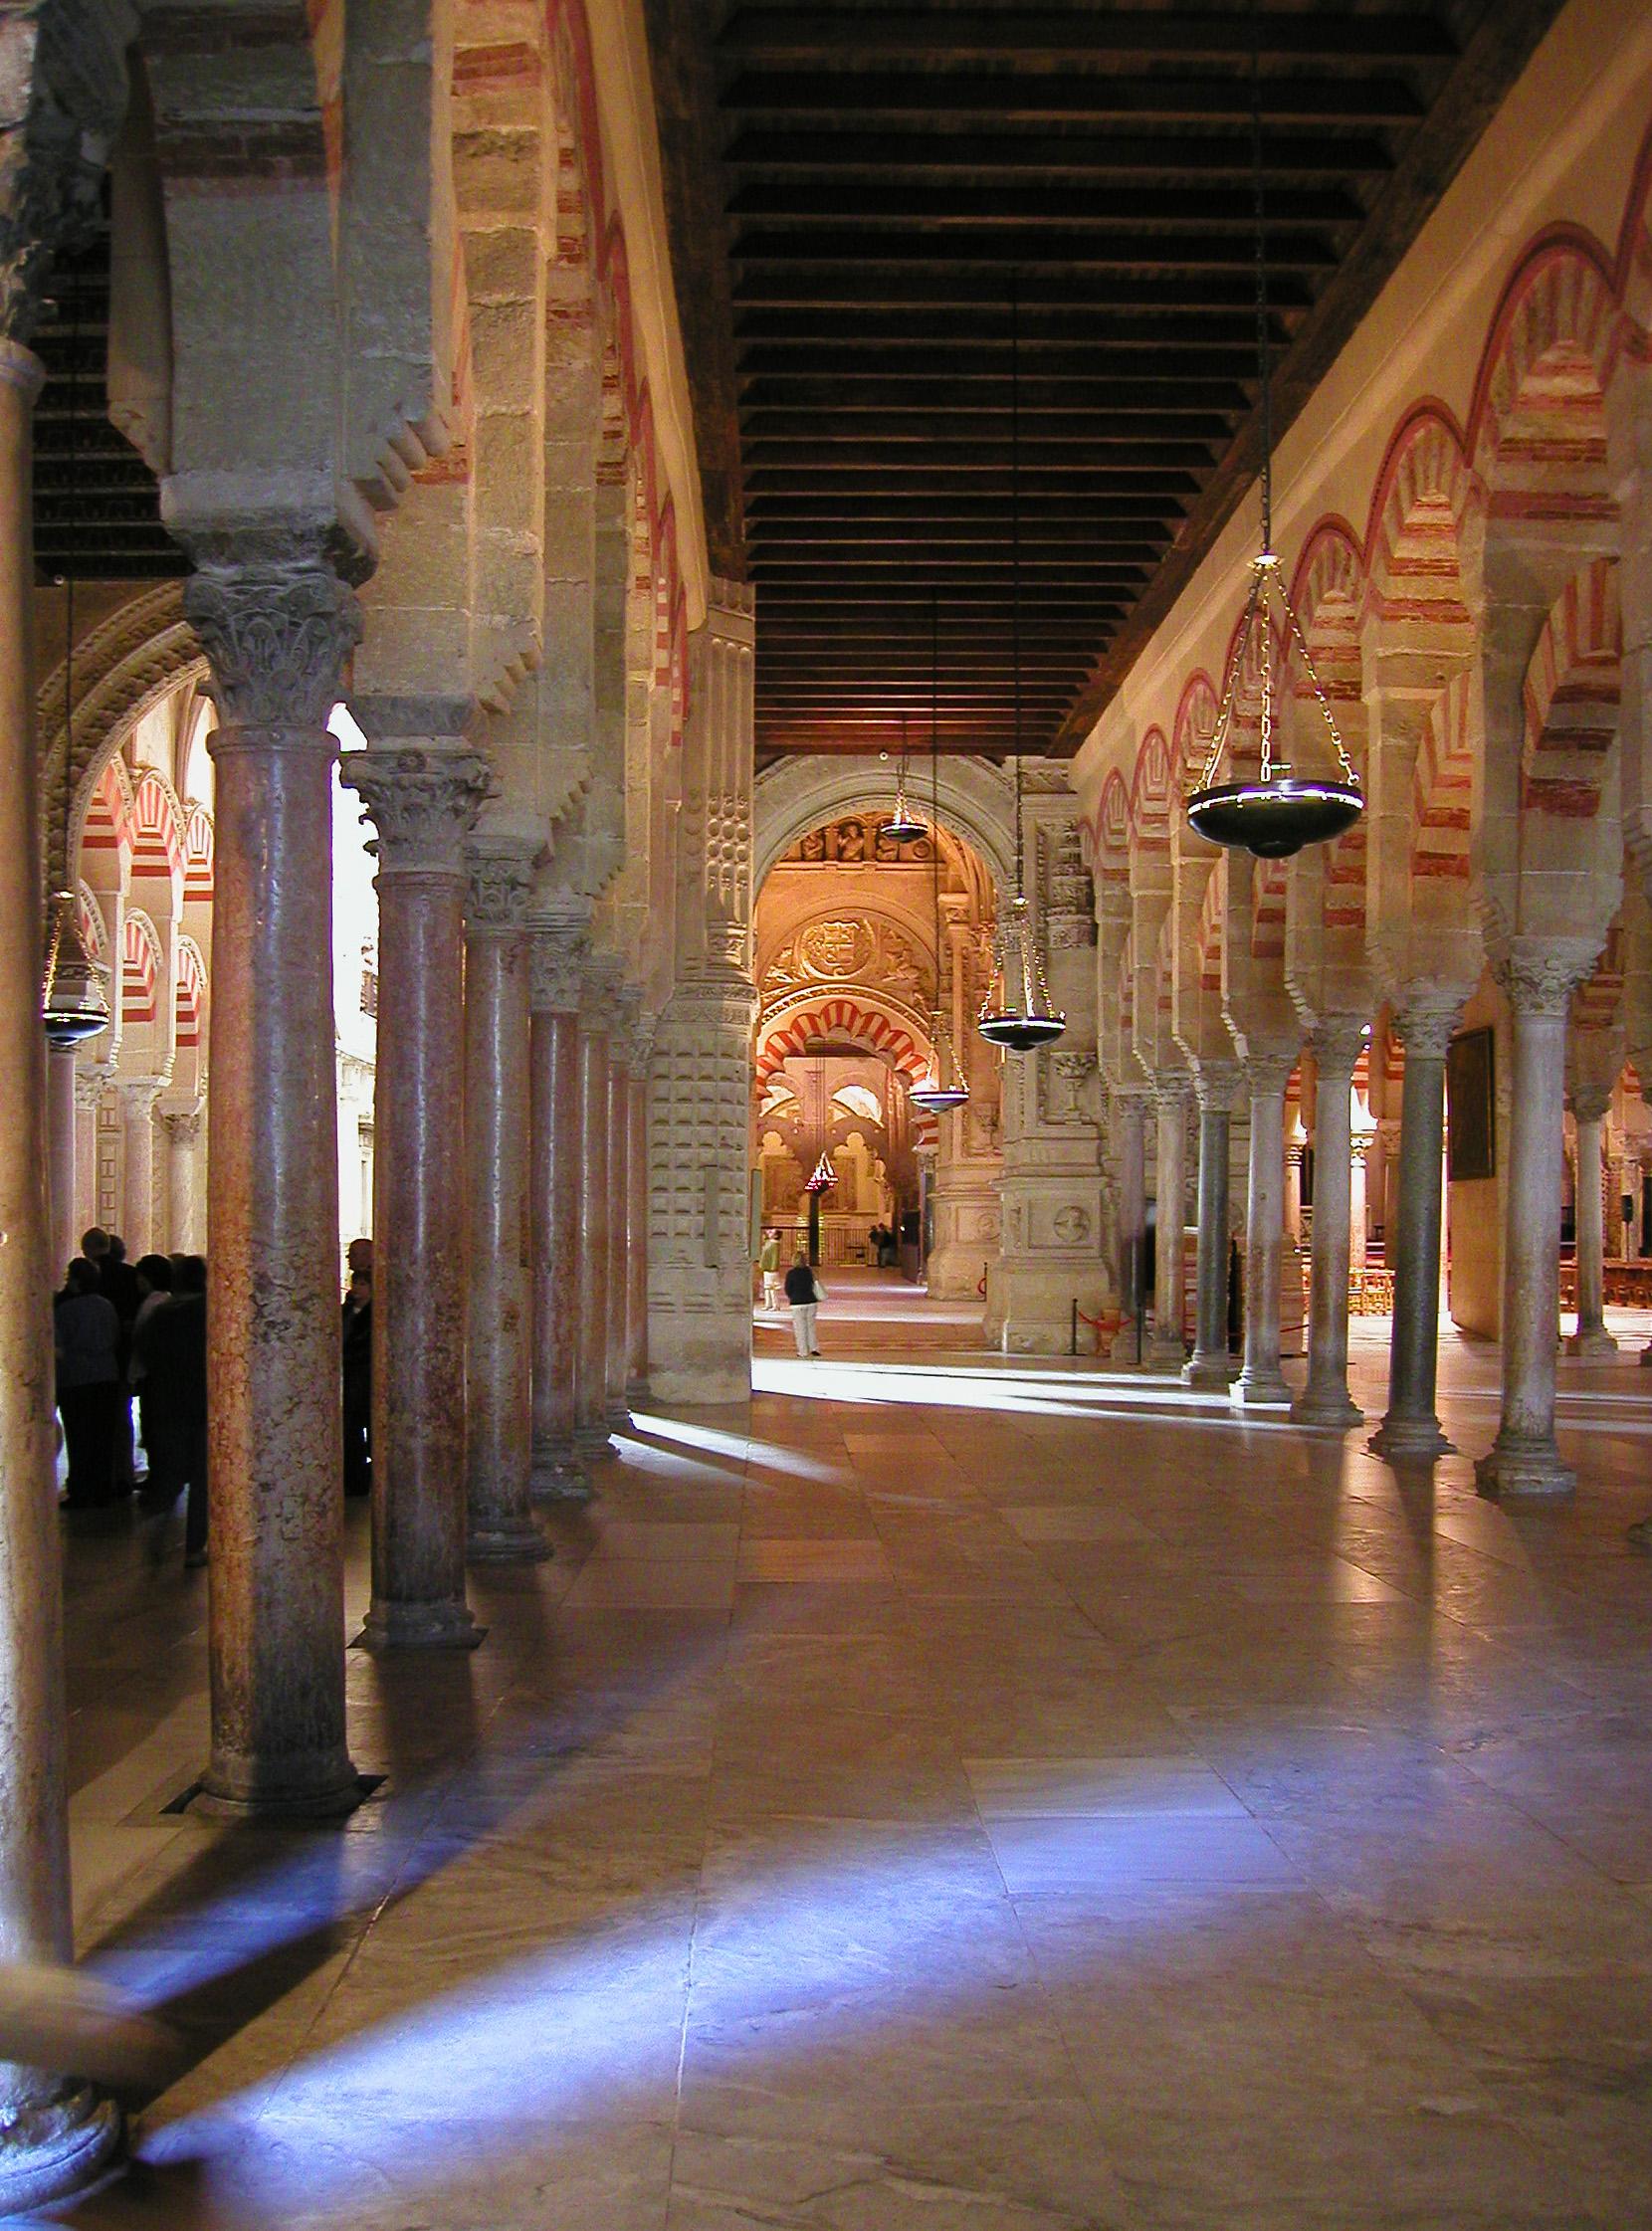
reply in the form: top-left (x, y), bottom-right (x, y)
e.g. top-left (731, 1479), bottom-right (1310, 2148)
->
top-left (783, 1254), bottom-right (822, 1356)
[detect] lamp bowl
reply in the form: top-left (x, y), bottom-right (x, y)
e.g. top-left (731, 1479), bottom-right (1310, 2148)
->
top-left (978, 1010), bottom-right (1067, 1052)
top-left (1185, 778), bottom-right (1362, 860)
top-left (883, 814), bottom-right (928, 845)
top-left (910, 1084), bottom-right (970, 1114)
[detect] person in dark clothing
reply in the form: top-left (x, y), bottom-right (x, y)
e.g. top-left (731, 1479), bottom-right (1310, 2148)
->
top-left (341, 1267), bottom-right (372, 1497)
top-left (131, 1254), bottom-right (174, 1499)
top-left (135, 1255), bottom-right (208, 1566)
top-left (783, 1254), bottom-right (822, 1358)
top-left (55, 1258), bottom-right (121, 1507)
top-left (83, 1228), bottom-right (140, 1489)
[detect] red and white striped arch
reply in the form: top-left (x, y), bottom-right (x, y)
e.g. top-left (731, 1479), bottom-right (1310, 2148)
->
top-left (1522, 557), bottom-right (1620, 821)
top-left (755, 995), bottom-right (933, 1093)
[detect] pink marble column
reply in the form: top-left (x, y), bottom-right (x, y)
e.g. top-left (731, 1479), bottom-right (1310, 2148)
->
top-left (119, 1081), bottom-right (159, 1254)
top-left (1566, 1095), bottom-right (1617, 1361)
top-left (1294, 1017), bottom-right (1364, 1429)
top-left (1234, 1050), bottom-right (1295, 1407)
top-left (576, 973), bottom-right (614, 1457)
top-left (343, 741), bottom-right (490, 1650)
top-left (605, 999), bottom-right (636, 1429)
top-left (185, 547), bottom-right (361, 1816)
top-left (464, 840), bottom-right (548, 1561)
top-left (1369, 996), bottom-right (1462, 1462)
top-left (627, 1053), bottom-right (651, 1402)
top-left (528, 927), bottom-right (588, 1496)
top-left (0, 335), bottom-right (120, 2208)
top-left (45, 1044), bottom-right (76, 1280)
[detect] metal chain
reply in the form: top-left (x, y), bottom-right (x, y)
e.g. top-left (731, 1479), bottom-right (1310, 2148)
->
top-left (1251, 0), bottom-right (1272, 556)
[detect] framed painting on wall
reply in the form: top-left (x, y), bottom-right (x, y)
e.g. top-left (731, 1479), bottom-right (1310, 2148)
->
top-left (1447, 1026), bottom-right (1496, 1182)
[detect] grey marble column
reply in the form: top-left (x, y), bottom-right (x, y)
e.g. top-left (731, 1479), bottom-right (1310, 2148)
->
top-left (1184, 1066), bottom-right (1237, 1389)
top-left (119, 1080), bottom-right (160, 1254)
top-left (1295, 1018), bottom-right (1365, 1428)
top-left (1115, 1093), bottom-right (1146, 1346)
top-left (575, 967), bottom-right (614, 1458)
top-left (605, 998), bottom-right (636, 1430)
top-left (1566, 1096), bottom-right (1617, 1360)
top-left (0, 335), bottom-right (120, 2209)
top-left (464, 840), bottom-right (549, 1561)
top-left (1368, 997), bottom-right (1462, 1461)
top-left (1476, 946), bottom-right (1594, 1497)
top-left (1235, 1051), bottom-right (1295, 1406)
top-left (343, 741), bottom-right (491, 1648)
top-left (1147, 1083), bottom-right (1189, 1368)
top-left (186, 543), bottom-right (363, 1814)
top-left (528, 925), bottom-right (588, 1496)
top-left (162, 1108), bottom-right (202, 1256)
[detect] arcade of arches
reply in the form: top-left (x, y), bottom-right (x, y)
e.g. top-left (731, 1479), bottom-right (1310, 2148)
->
top-left (7, 4), bottom-right (1652, 2226)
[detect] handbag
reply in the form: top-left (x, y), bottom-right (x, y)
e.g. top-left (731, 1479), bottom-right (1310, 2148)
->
top-left (812, 1276), bottom-right (827, 1304)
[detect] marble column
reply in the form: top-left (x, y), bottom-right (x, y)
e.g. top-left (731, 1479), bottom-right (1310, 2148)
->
top-left (1284, 1140), bottom-right (1305, 1249)
top-left (627, 1054), bottom-right (651, 1402)
top-left (1295, 1019), bottom-right (1365, 1428)
top-left (528, 924), bottom-right (588, 1495)
top-left (119, 1080), bottom-right (160, 1253)
top-left (576, 971), bottom-right (613, 1457)
top-left (162, 1109), bottom-right (201, 1255)
top-left (464, 840), bottom-right (548, 1562)
top-left (45, 1044), bottom-right (77, 1278)
top-left (185, 546), bottom-right (362, 1815)
top-left (1476, 948), bottom-right (1593, 1498)
top-left (605, 1000), bottom-right (636, 1430)
top-left (1566, 1094), bottom-right (1617, 1360)
top-left (74, 1071), bottom-right (100, 1242)
top-left (1116, 1094), bottom-right (1146, 1345)
top-left (1235, 1052), bottom-right (1295, 1406)
top-left (1184, 1066), bottom-right (1237, 1389)
top-left (0, 335), bottom-right (120, 2209)
top-left (1368, 997), bottom-right (1462, 1461)
top-left (1349, 1137), bottom-right (1370, 1272)
top-left (344, 743), bottom-right (491, 1647)
top-left (1147, 1083), bottom-right (1189, 1368)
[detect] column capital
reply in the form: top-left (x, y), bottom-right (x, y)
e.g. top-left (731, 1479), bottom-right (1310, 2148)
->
top-left (1568, 1085), bottom-right (1613, 1125)
top-left (1191, 1062), bottom-right (1240, 1115)
top-left (1390, 995), bottom-right (1464, 1062)
top-left (1311, 1014), bottom-right (1367, 1077)
top-left (119, 1076), bottom-right (166, 1113)
top-left (580, 951), bottom-right (626, 1030)
top-left (1244, 1051), bottom-right (1295, 1099)
top-left (1151, 1076), bottom-right (1190, 1114)
top-left (341, 746), bottom-right (492, 875)
top-left (186, 541), bottom-right (363, 733)
top-left (526, 919), bottom-right (588, 1016)
top-left (466, 835), bottom-right (542, 932)
top-left (159, 1107), bottom-right (203, 1145)
top-left (1492, 938), bottom-right (1599, 1019)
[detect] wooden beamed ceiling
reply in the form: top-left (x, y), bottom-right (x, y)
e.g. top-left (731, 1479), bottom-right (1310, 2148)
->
top-left (644, 0), bottom-right (1569, 761)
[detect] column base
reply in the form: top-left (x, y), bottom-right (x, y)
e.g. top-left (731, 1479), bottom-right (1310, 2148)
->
top-left (1628, 1516), bottom-right (1652, 1552)
top-left (1368, 1411), bottom-right (1455, 1461)
top-left (1640, 1341), bottom-right (1652, 1368)
top-left (626, 1376), bottom-right (651, 1409)
top-left (574, 1424), bottom-right (614, 1460)
top-left (530, 1445), bottom-right (591, 1500)
top-left (1143, 1337), bottom-right (1186, 1373)
top-left (1293, 1387), bottom-right (1363, 1430)
top-left (1565, 1325), bottom-right (1619, 1360)
top-left (605, 1401), bottom-right (634, 1434)
top-left (1474, 1434), bottom-right (1575, 1499)
top-left (356, 1601), bottom-right (486, 1653)
top-left (1182, 1351), bottom-right (1237, 1390)
top-left (1232, 1369), bottom-right (1292, 1409)
top-left (198, 1742), bottom-right (364, 1821)
top-left (0, 2087), bottom-right (121, 2215)
top-left (467, 1514), bottom-right (552, 1564)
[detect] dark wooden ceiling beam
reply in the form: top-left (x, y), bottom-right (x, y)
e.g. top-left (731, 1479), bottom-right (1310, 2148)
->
top-left (717, 10), bottom-right (1456, 66)
top-left (723, 128), bottom-right (1396, 176)
top-left (732, 229), bottom-right (1340, 271)
top-left (734, 306), bottom-right (1295, 344)
top-left (726, 183), bottom-right (1365, 226)
top-left (746, 493), bottom-right (1183, 520)
top-left (739, 375), bottom-right (1253, 413)
top-left (743, 438), bottom-right (1218, 470)
top-left (722, 73), bottom-right (1427, 125)
top-left (731, 269), bottom-right (1317, 308)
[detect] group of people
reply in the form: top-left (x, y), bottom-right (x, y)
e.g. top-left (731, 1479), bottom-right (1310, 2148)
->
top-left (53, 1229), bottom-right (209, 1566)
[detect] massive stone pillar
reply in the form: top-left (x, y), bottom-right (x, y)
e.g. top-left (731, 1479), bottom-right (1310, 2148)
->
top-left (464, 839), bottom-right (548, 1561)
top-left (1295, 1019), bottom-right (1365, 1428)
top-left (186, 544), bottom-right (362, 1815)
top-left (343, 740), bottom-right (490, 1649)
top-left (119, 1080), bottom-right (160, 1252)
top-left (46, 1045), bottom-right (77, 1277)
top-left (626, 1044), bottom-right (651, 1402)
top-left (1566, 1090), bottom-right (1617, 1361)
top-left (1184, 1066), bottom-right (1237, 1389)
top-left (1477, 947), bottom-right (1595, 1497)
top-left (1235, 1052), bottom-right (1294, 1406)
top-left (0, 332), bottom-right (120, 2208)
top-left (528, 923), bottom-right (587, 1494)
top-left (575, 968), bottom-right (614, 1456)
top-left (1147, 1082), bottom-right (1189, 1368)
top-left (1369, 997), bottom-right (1462, 1461)
top-left (605, 997), bottom-right (635, 1429)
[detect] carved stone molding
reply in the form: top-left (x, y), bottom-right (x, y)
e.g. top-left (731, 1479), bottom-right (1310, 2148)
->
top-left (187, 550), bottom-right (362, 734)
top-left (341, 747), bottom-right (492, 876)
top-left (465, 838), bottom-right (540, 933)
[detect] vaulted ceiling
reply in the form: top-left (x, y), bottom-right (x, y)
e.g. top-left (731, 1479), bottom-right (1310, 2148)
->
top-left (645, 0), bottom-right (1568, 763)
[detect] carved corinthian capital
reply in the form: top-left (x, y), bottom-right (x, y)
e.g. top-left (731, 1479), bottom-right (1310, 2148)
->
top-left (527, 921), bottom-right (587, 1016)
top-left (1390, 997), bottom-right (1463, 1063)
top-left (1311, 1015), bottom-right (1367, 1081)
top-left (186, 549), bottom-right (363, 732)
top-left (465, 838), bottom-right (540, 933)
top-left (1492, 938), bottom-right (1600, 1020)
top-left (340, 748), bottom-right (492, 876)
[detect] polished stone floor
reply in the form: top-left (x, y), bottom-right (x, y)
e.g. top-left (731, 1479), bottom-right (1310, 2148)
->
top-left (40, 1287), bottom-right (1652, 2228)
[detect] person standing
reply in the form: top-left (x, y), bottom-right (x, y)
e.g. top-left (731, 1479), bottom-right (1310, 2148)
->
top-left (135, 1254), bottom-right (209, 1566)
top-left (341, 1263), bottom-right (373, 1498)
top-left (84, 1229), bottom-right (140, 1489)
top-left (784, 1253), bottom-right (823, 1358)
top-left (759, 1227), bottom-right (782, 1312)
top-left (129, 1255), bottom-right (175, 1499)
top-left (54, 1259), bottom-right (121, 1508)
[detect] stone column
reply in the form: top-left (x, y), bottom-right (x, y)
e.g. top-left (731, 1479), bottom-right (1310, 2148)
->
top-left (343, 742), bottom-right (490, 1650)
top-left (1284, 1140), bottom-right (1305, 1249)
top-left (1566, 1092), bottom-right (1617, 1360)
top-left (1115, 1093), bottom-right (1146, 1344)
top-left (576, 968), bottom-right (613, 1456)
top-left (627, 1047), bottom-right (651, 1402)
top-left (1235, 1052), bottom-right (1295, 1406)
top-left (1476, 948), bottom-right (1593, 1497)
top-left (605, 998), bottom-right (635, 1430)
top-left (0, 335), bottom-right (120, 2207)
top-left (528, 923), bottom-right (588, 1495)
top-left (119, 1080), bottom-right (160, 1253)
top-left (185, 545), bottom-right (362, 1816)
top-left (1368, 998), bottom-right (1462, 1460)
top-left (463, 840), bottom-right (548, 1561)
top-left (45, 1045), bottom-right (77, 1278)
top-left (74, 1070), bottom-right (100, 1243)
top-left (1147, 1083), bottom-right (1188, 1368)
top-left (1184, 1066), bottom-right (1237, 1389)
top-left (162, 1109), bottom-right (201, 1255)
top-left (1295, 1019), bottom-right (1365, 1428)
top-left (1349, 1136), bottom-right (1370, 1272)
